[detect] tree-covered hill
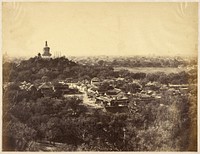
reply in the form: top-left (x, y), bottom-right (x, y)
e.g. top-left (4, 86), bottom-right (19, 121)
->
top-left (3, 56), bottom-right (117, 83)
top-left (3, 56), bottom-right (77, 82)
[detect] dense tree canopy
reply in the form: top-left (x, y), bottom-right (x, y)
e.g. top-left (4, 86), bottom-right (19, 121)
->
top-left (2, 56), bottom-right (197, 151)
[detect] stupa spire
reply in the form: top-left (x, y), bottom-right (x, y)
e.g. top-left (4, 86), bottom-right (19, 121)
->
top-left (42, 41), bottom-right (52, 58)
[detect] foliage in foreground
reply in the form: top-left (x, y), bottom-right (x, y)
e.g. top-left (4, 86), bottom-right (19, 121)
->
top-left (3, 85), bottom-right (197, 151)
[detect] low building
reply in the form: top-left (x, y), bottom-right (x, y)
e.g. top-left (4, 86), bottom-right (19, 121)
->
top-left (168, 84), bottom-right (189, 89)
top-left (38, 82), bottom-right (54, 97)
top-left (105, 88), bottom-right (121, 97)
top-left (145, 82), bottom-right (160, 91)
top-left (91, 77), bottom-right (101, 87)
top-left (96, 95), bottom-right (129, 108)
top-left (19, 81), bottom-right (33, 91)
top-left (53, 82), bottom-right (70, 95)
top-left (110, 97), bottom-right (129, 107)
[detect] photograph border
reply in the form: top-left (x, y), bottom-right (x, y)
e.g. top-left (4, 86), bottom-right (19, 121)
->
top-left (0, 0), bottom-right (199, 153)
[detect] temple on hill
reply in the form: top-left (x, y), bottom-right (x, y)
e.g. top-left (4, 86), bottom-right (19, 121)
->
top-left (42, 41), bottom-right (52, 58)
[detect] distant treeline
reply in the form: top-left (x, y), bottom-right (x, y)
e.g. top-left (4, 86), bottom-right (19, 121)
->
top-left (3, 56), bottom-right (196, 85)
top-left (75, 56), bottom-right (197, 68)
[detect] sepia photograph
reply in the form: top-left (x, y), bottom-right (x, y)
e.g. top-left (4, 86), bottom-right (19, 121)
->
top-left (1, 1), bottom-right (198, 152)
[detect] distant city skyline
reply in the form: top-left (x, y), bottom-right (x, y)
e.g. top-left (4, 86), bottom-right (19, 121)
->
top-left (3, 2), bottom-right (198, 58)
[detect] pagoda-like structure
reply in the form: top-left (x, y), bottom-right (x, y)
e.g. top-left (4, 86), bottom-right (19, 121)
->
top-left (42, 41), bottom-right (52, 58)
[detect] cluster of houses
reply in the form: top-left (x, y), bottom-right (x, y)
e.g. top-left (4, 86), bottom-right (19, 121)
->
top-left (17, 80), bottom-right (82, 99)
top-left (85, 77), bottom-right (189, 109)
top-left (86, 77), bottom-right (129, 109)
top-left (4, 75), bottom-right (190, 113)
top-left (15, 77), bottom-right (131, 110)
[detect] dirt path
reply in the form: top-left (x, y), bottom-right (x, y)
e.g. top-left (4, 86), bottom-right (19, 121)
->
top-left (82, 92), bottom-right (103, 109)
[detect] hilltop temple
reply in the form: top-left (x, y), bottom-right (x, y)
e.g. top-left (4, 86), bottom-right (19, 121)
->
top-left (42, 41), bottom-right (52, 58)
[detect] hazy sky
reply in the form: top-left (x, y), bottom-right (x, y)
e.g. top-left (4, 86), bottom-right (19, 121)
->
top-left (2, 2), bottom-right (198, 58)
